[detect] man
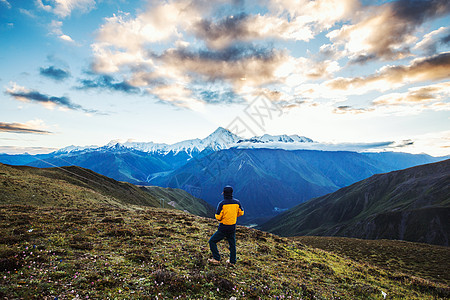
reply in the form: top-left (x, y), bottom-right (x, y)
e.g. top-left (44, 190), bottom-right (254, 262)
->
top-left (208, 185), bottom-right (244, 265)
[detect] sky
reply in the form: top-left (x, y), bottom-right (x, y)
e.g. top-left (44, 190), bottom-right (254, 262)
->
top-left (0, 0), bottom-right (449, 156)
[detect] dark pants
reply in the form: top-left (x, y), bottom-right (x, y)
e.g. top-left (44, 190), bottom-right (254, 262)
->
top-left (208, 229), bottom-right (236, 263)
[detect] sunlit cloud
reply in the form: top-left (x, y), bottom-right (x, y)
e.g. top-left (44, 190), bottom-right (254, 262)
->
top-left (49, 20), bottom-right (75, 43)
top-left (372, 81), bottom-right (450, 107)
top-left (327, 52), bottom-right (450, 92)
top-left (414, 27), bottom-right (450, 55)
top-left (327, 0), bottom-right (450, 62)
top-left (391, 130), bottom-right (450, 157)
top-left (36, 0), bottom-right (96, 18)
top-left (0, 120), bottom-right (52, 134)
top-left (193, 13), bottom-right (315, 50)
top-left (148, 84), bottom-right (205, 111)
top-left (88, 0), bottom-right (450, 111)
top-left (89, 0), bottom-right (357, 109)
top-left (95, 2), bottom-right (205, 52)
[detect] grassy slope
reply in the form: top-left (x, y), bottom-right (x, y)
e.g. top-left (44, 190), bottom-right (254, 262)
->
top-left (1, 204), bottom-right (449, 299)
top-left (0, 163), bottom-right (212, 218)
top-left (295, 236), bottom-right (450, 286)
top-left (0, 163), bottom-right (162, 209)
top-left (141, 186), bottom-right (215, 218)
top-left (1, 162), bottom-right (449, 299)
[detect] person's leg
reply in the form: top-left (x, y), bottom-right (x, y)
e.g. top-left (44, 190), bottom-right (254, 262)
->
top-left (226, 231), bottom-right (237, 264)
top-left (209, 230), bottom-right (225, 261)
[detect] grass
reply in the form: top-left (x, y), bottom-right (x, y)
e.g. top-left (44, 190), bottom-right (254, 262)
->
top-left (1, 204), bottom-right (449, 299)
top-left (294, 236), bottom-right (450, 286)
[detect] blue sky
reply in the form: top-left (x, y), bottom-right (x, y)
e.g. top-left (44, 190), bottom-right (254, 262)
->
top-left (0, 0), bottom-right (449, 156)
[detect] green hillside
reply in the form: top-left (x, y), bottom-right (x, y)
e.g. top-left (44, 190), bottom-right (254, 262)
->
top-left (0, 163), bottom-right (213, 216)
top-left (260, 159), bottom-right (450, 246)
top-left (1, 204), bottom-right (449, 299)
top-left (141, 186), bottom-right (215, 218)
top-left (295, 236), bottom-right (450, 286)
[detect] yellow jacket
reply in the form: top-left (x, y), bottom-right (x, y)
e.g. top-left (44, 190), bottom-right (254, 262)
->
top-left (215, 198), bottom-right (244, 231)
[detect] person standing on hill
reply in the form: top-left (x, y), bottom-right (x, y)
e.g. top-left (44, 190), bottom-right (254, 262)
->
top-left (208, 185), bottom-right (244, 265)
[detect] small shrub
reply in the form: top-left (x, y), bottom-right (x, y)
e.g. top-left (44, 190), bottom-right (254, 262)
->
top-left (101, 217), bottom-right (124, 223)
top-left (257, 244), bottom-right (271, 254)
top-left (0, 257), bottom-right (22, 272)
top-left (311, 262), bottom-right (335, 275)
top-left (352, 283), bottom-right (380, 297)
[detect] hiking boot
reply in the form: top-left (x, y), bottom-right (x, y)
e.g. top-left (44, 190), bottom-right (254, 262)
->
top-left (208, 258), bottom-right (220, 265)
top-left (226, 259), bottom-right (236, 266)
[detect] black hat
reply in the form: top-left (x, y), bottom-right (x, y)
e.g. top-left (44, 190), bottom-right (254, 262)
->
top-left (223, 185), bottom-right (233, 196)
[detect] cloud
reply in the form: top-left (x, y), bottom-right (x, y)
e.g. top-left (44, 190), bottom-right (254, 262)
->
top-left (95, 1), bottom-right (205, 52)
top-left (235, 140), bottom-right (400, 152)
top-left (327, 52), bottom-right (450, 92)
top-left (328, 0), bottom-right (450, 62)
top-left (88, 0), bottom-right (356, 109)
top-left (0, 120), bottom-right (52, 134)
top-left (332, 82), bottom-right (450, 116)
top-left (36, 0), bottom-right (96, 18)
top-left (193, 13), bottom-right (314, 49)
top-left (333, 105), bottom-right (375, 114)
top-left (372, 82), bottom-right (450, 108)
top-left (148, 84), bottom-right (205, 111)
top-left (49, 20), bottom-right (75, 43)
top-left (40, 66), bottom-right (71, 81)
top-left (5, 82), bottom-right (100, 114)
top-left (414, 27), bottom-right (450, 55)
top-left (77, 75), bottom-right (140, 93)
top-left (0, 0), bottom-right (11, 9)
top-left (0, 146), bottom-right (57, 154)
top-left (191, 0), bottom-right (360, 49)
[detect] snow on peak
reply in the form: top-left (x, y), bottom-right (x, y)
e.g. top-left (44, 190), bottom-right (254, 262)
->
top-left (238, 134), bottom-right (314, 144)
top-left (54, 145), bottom-right (98, 154)
top-left (54, 128), bottom-right (314, 155)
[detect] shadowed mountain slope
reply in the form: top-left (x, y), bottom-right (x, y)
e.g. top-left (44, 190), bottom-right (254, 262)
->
top-left (260, 159), bottom-right (450, 246)
top-left (150, 148), bottom-right (425, 224)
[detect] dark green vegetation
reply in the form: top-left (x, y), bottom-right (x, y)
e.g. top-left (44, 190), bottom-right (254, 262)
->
top-left (295, 236), bottom-right (450, 286)
top-left (141, 186), bottom-right (215, 218)
top-left (260, 159), bottom-right (450, 246)
top-left (0, 163), bottom-right (213, 216)
top-left (1, 205), bottom-right (449, 299)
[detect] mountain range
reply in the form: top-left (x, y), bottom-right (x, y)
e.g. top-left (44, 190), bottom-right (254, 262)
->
top-left (259, 159), bottom-right (450, 246)
top-left (0, 127), bottom-right (447, 224)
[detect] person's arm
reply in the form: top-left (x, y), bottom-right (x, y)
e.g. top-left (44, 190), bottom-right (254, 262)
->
top-left (237, 202), bottom-right (244, 217)
top-left (215, 202), bottom-right (224, 221)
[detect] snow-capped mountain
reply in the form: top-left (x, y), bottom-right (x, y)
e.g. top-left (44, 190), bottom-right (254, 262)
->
top-left (53, 127), bottom-right (313, 156)
top-left (238, 134), bottom-right (313, 144)
top-left (118, 127), bottom-right (241, 156)
top-left (54, 145), bottom-right (99, 154)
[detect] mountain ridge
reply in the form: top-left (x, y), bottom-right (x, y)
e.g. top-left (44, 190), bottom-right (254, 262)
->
top-left (0, 163), bottom-right (214, 217)
top-left (259, 159), bottom-right (450, 246)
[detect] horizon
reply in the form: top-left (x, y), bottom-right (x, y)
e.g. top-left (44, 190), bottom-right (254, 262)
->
top-left (1, 125), bottom-right (448, 158)
top-left (1, 0), bottom-right (449, 156)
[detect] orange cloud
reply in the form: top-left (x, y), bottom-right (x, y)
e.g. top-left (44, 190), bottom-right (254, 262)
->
top-left (327, 52), bottom-right (450, 92)
top-left (0, 120), bottom-right (52, 134)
